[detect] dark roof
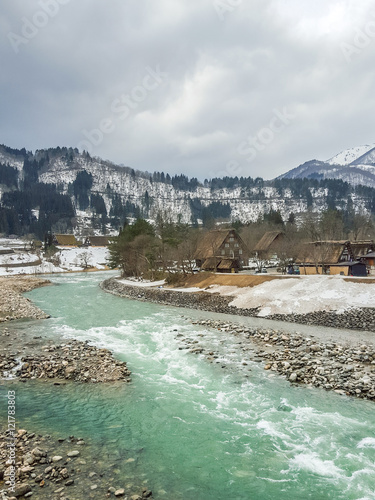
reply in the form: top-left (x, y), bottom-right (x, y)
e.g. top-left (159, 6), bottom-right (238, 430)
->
top-left (332, 261), bottom-right (365, 267)
top-left (253, 231), bottom-right (284, 252)
top-left (363, 251), bottom-right (375, 258)
top-left (85, 236), bottom-right (109, 246)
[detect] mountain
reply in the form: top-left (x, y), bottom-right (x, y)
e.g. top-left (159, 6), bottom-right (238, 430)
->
top-left (279, 144), bottom-right (375, 188)
top-left (0, 143), bottom-right (375, 237)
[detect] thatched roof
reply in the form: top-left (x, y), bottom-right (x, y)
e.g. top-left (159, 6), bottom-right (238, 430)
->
top-left (194, 229), bottom-right (234, 259)
top-left (217, 258), bottom-right (238, 270)
top-left (201, 257), bottom-right (220, 270)
top-left (253, 231), bottom-right (284, 252)
top-left (85, 236), bottom-right (109, 246)
top-left (297, 241), bottom-right (353, 264)
top-left (54, 234), bottom-right (79, 246)
top-left (350, 240), bottom-right (375, 258)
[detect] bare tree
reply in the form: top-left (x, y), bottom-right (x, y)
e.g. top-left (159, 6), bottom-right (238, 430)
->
top-left (79, 251), bottom-right (92, 270)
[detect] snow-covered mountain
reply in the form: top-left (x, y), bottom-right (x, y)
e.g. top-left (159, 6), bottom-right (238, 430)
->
top-left (279, 143), bottom-right (375, 188)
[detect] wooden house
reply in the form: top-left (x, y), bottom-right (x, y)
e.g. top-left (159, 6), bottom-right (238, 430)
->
top-left (253, 231), bottom-right (284, 258)
top-left (53, 234), bottom-right (79, 247)
top-left (350, 240), bottom-right (375, 260)
top-left (361, 251), bottom-right (375, 275)
top-left (84, 236), bottom-right (109, 247)
top-left (297, 240), bottom-right (355, 274)
top-left (329, 261), bottom-right (367, 277)
top-left (194, 229), bottom-right (248, 272)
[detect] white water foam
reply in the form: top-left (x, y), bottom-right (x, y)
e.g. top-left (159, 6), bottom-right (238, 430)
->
top-left (288, 452), bottom-right (345, 478)
top-left (357, 437), bottom-right (375, 449)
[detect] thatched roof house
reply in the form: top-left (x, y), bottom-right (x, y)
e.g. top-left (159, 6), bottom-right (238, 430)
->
top-left (350, 240), bottom-right (375, 259)
top-left (53, 234), bottom-right (79, 246)
top-left (84, 236), bottom-right (109, 247)
top-left (297, 240), bottom-right (354, 265)
top-left (194, 229), bottom-right (248, 271)
top-left (253, 231), bottom-right (284, 254)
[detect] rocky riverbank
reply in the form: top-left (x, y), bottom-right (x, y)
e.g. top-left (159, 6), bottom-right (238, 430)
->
top-left (183, 319), bottom-right (375, 401)
top-left (0, 428), bottom-right (153, 500)
top-left (0, 327), bottom-right (131, 384)
top-left (0, 277), bottom-right (51, 324)
top-left (101, 277), bottom-right (375, 333)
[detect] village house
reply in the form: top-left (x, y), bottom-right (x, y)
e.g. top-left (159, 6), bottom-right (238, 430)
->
top-left (350, 240), bottom-right (375, 259)
top-left (362, 251), bottom-right (375, 275)
top-left (52, 234), bottom-right (79, 247)
top-left (253, 231), bottom-right (284, 260)
top-left (194, 229), bottom-right (248, 273)
top-left (297, 240), bottom-right (368, 276)
top-left (83, 235), bottom-right (109, 247)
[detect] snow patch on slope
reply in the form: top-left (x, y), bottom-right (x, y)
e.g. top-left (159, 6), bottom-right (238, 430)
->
top-left (205, 276), bottom-right (375, 316)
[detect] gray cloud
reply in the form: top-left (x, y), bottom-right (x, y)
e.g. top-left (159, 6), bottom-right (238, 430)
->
top-left (1, 0), bottom-right (375, 180)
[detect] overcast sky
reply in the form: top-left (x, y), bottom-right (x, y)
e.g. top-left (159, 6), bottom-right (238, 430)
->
top-left (1, 0), bottom-right (375, 180)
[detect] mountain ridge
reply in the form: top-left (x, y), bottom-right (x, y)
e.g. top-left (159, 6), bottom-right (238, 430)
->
top-left (0, 143), bottom-right (375, 237)
top-left (279, 143), bottom-right (375, 188)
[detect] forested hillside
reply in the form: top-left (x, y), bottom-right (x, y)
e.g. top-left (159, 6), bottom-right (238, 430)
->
top-left (0, 144), bottom-right (375, 238)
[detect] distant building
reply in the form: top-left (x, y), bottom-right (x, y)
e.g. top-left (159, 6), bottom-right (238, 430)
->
top-left (253, 231), bottom-right (284, 259)
top-left (329, 261), bottom-right (367, 277)
top-left (297, 240), bottom-right (368, 276)
top-left (350, 240), bottom-right (375, 260)
top-left (84, 236), bottom-right (109, 247)
top-left (53, 234), bottom-right (79, 247)
top-left (360, 251), bottom-right (375, 275)
top-left (194, 229), bottom-right (248, 272)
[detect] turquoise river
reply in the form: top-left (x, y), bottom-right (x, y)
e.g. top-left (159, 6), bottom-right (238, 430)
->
top-left (1, 272), bottom-right (375, 499)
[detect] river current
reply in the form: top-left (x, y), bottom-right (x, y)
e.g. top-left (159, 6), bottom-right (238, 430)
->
top-left (1, 272), bottom-right (375, 499)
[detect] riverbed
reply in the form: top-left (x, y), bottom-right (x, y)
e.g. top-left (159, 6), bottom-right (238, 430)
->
top-left (1, 272), bottom-right (375, 499)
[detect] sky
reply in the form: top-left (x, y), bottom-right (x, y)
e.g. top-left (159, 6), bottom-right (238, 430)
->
top-left (1, 0), bottom-right (375, 181)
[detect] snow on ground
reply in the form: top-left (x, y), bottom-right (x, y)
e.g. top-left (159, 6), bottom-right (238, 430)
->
top-left (57, 247), bottom-right (109, 271)
top-left (119, 279), bottom-right (166, 287)
top-left (118, 279), bottom-right (201, 292)
top-left (204, 275), bottom-right (375, 316)
top-left (0, 239), bottom-right (110, 275)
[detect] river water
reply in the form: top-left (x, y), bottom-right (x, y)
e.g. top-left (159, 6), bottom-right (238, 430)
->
top-left (1, 272), bottom-right (375, 499)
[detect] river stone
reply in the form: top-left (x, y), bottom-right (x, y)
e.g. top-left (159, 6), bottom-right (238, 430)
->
top-left (60, 468), bottom-right (69, 478)
top-left (114, 488), bottom-right (125, 496)
top-left (52, 456), bottom-right (63, 462)
top-left (67, 450), bottom-right (80, 457)
top-left (289, 372), bottom-right (298, 382)
top-left (14, 483), bottom-right (32, 497)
